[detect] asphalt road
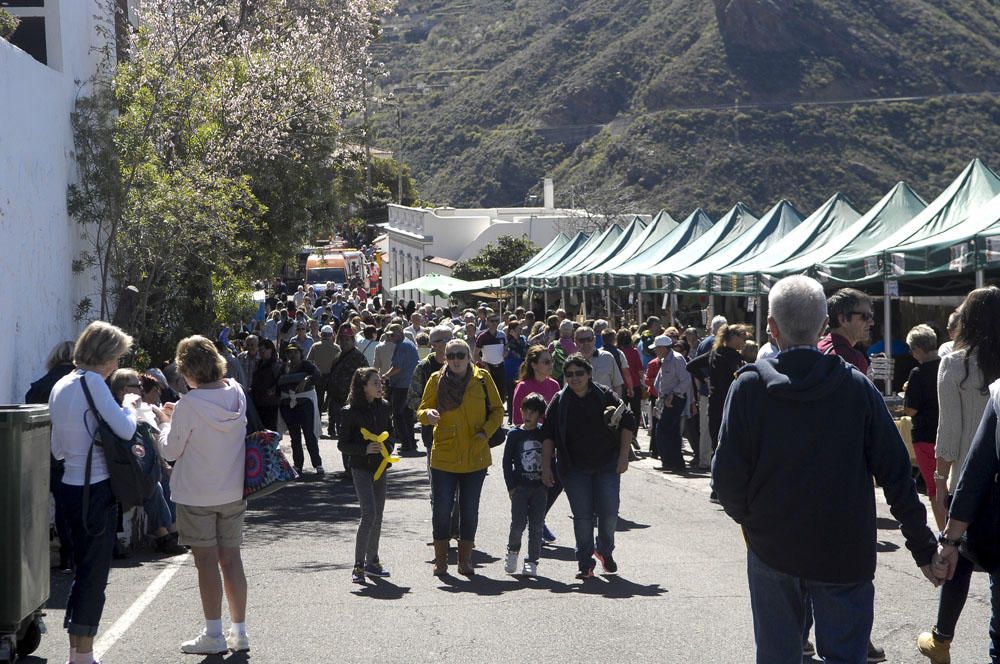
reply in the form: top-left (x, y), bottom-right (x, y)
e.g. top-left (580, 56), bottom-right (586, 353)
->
top-left (27, 429), bottom-right (995, 663)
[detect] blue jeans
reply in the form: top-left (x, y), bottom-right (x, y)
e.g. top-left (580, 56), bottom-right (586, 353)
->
top-left (747, 549), bottom-right (873, 664)
top-left (430, 468), bottom-right (487, 541)
top-left (143, 480), bottom-right (174, 533)
top-left (655, 395), bottom-right (686, 468)
top-left (559, 460), bottom-right (620, 570)
top-left (58, 480), bottom-right (118, 637)
top-left (507, 485), bottom-right (548, 563)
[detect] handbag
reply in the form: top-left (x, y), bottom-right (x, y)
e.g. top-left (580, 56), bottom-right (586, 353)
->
top-left (79, 371), bottom-right (158, 518)
top-left (244, 430), bottom-right (299, 500)
top-left (959, 414), bottom-right (1000, 573)
top-left (479, 376), bottom-right (508, 448)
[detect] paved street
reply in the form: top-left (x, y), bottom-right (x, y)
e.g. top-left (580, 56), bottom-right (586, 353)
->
top-left (28, 429), bottom-right (994, 663)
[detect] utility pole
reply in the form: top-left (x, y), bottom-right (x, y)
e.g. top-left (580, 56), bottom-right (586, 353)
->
top-left (396, 106), bottom-right (403, 205)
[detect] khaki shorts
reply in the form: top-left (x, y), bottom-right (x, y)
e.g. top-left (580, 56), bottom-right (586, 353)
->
top-left (176, 499), bottom-right (246, 548)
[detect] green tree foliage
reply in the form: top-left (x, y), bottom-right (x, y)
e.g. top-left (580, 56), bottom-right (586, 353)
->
top-left (452, 235), bottom-right (538, 281)
top-left (0, 8), bottom-right (19, 39)
top-left (68, 0), bottom-right (393, 361)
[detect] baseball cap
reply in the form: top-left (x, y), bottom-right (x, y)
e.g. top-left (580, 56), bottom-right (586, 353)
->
top-left (337, 325), bottom-right (356, 337)
top-left (320, 325), bottom-right (334, 335)
top-left (654, 334), bottom-right (673, 348)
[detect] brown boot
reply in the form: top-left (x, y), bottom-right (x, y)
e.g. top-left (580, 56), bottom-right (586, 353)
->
top-left (457, 539), bottom-right (475, 576)
top-left (432, 540), bottom-right (449, 576)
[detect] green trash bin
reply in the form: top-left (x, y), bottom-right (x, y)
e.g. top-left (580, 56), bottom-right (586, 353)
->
top-left (0, 404), bottom-right (51, 661)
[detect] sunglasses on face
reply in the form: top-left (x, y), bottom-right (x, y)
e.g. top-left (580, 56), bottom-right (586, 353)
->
top-left (446, 352), bottom-right (468, 360)
top-left (563, 369), bottom-right (587, 378)
top-left (849, 311), bottom-right (874, 322)
top-left (126, 382), bottom-right (141, 389)
top-left (431, 338), bottom-right (449, 344)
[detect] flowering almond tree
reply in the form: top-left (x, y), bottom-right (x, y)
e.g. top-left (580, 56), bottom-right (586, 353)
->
top-left (70, 0), bottom-right (393, 359)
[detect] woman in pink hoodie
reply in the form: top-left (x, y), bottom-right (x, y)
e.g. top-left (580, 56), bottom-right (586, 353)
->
top-left (157, 336), bottom-right (250, 656)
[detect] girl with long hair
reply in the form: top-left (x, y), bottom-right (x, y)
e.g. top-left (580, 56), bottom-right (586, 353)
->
top-left (338, 367), bottom-right (395, 583)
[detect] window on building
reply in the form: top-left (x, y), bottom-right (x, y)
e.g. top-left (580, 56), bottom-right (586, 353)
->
top-left (5, 12), bottom-right (46, 65)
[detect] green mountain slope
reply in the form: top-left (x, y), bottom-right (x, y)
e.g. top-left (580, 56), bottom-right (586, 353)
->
top-left (378, 0), bottom-right (1000, 215)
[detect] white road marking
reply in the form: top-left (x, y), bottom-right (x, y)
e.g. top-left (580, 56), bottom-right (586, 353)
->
top-left (93, 553), bottom-right (189, 659)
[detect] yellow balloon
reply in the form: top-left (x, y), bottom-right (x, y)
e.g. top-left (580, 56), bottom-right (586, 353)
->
top-left (361, 427), bottom-right (400, 480)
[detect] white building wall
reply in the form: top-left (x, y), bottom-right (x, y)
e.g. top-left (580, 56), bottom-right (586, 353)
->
top-left (0, 0), bottom-right (111, 403)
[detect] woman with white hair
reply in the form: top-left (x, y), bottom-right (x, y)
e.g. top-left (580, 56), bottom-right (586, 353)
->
top-left (49, 323), bottom-right (137, 664)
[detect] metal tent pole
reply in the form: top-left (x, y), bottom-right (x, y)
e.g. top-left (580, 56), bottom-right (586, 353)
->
top-left (977, 270), bottom-right (985, 288)
top-left (637, 289), bottom-right (643, 324)
top-left (605, 288), bottom-right (612, 321)
top-left (543, 288), bottom-right (549, 313)
top-left (883, 280), bottom-right (893, 397)
top-left (755, 298), bottom-right (762, 345)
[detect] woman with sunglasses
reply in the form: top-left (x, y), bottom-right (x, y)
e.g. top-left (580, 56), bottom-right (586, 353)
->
top-left (540, 354), bottom-right (637, 579)
top-left (418, 338), bottom-right (504, 576)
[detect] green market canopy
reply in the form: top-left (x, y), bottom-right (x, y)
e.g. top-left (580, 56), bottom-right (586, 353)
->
top-left (389, 273), bottom-right (493, 297)
top-left (500, 232), bottom-right (569, 285)
top-left (562, 216), bottom-right (648, 288)
top-left (605, 209), bottom-right (715, 288)
top-left (673, 200), bottom-right (804, 293)
top-left (820, 159), bottom-right (1000, 283)
top-left (885, 191), bottom-right (1000, 279)
top-left (502, 232), bottom-right (591, 288)
top-left (640, 203), bottom-right (759, 292)
top-left (710, 193), bottom-right (862, 296)
top-left (762, 182), bottom-right (926, 285)
top-left (579, 210), bottom-right (679, 287)
top-left (531, 223), bottom-right (624, 290)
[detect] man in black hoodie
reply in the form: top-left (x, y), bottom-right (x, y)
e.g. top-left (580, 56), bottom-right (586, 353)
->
top-left (712, 275), bottom-right (944, 664)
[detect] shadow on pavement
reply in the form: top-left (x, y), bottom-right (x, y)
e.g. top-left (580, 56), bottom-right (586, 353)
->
top-left (245, 466), bottom-right (429, 545)
top-left (350, 576), bottom-right (412, 600)
top-left (875, 516), bottom-right (901, 530)
top-left (616, 517), bottom-right (650, 532)
top-left (434, 571), bottom-right (667, 599)
top-left (194, 651), bottom-right (250, 664)
top-left (875, 540), bottom-right (900, 553)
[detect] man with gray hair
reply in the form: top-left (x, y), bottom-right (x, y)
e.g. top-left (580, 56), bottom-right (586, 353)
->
top-left (712, 275), bottom-right (942, 664)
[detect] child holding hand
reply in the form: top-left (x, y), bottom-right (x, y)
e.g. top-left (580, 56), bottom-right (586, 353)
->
top-left (502, 393), bottom-right (548, 576)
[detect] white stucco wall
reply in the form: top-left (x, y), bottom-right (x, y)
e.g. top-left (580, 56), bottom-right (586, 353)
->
top-left (0, 0), bottom-right (111, 403)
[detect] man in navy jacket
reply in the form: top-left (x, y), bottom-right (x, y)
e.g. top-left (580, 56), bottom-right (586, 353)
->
top-left (712, 275), bottom-right (943, 664)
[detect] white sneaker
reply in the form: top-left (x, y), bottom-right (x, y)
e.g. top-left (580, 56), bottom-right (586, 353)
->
top-left (504, 550), bottom-right (519, 574)
top-left (522, 560), bottom-right (537, 576)
top-left (227, 630), bottom-right (250, 652)
top-left (180, 630), bottom-right (227, 655)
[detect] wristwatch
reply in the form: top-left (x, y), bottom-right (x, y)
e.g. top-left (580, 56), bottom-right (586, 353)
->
top-left (938, 533), bottom-right (962, 548)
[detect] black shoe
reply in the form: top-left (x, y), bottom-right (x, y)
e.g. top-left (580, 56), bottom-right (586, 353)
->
top-left (594, 551), bottom-right (618, 574)
top-left (112, 539), bottom-right (130, 559)
top-left (154, 533), bottom-right (187, 556)
top-left (867, 640), bottom-right (886, 663)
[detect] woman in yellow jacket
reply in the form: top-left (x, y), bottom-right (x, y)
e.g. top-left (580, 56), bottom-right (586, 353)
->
top-left (418, 338), bottom-right (504, 576)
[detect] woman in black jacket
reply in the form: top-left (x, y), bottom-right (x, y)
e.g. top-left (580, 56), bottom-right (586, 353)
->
top-left (338, 367), bottom-right (395, 583)
top-left (250, 339), bottom-right (282, 430)
top-left (686, 324), bottom-right (750, 449)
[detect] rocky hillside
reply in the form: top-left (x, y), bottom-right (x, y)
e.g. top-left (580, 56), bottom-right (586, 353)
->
top-left (376, 0), bottom-right (1000, 216)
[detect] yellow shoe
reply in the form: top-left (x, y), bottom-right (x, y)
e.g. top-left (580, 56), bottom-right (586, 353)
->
top-left (916, 631), bottom-right (951, 664)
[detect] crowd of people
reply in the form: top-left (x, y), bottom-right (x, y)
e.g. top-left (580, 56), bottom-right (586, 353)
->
top-left (29, 275), bottom-right (1000, 662)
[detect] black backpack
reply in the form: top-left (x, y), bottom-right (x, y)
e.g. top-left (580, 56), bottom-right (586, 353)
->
top-left (79, 371), bottom-right (158, 530)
